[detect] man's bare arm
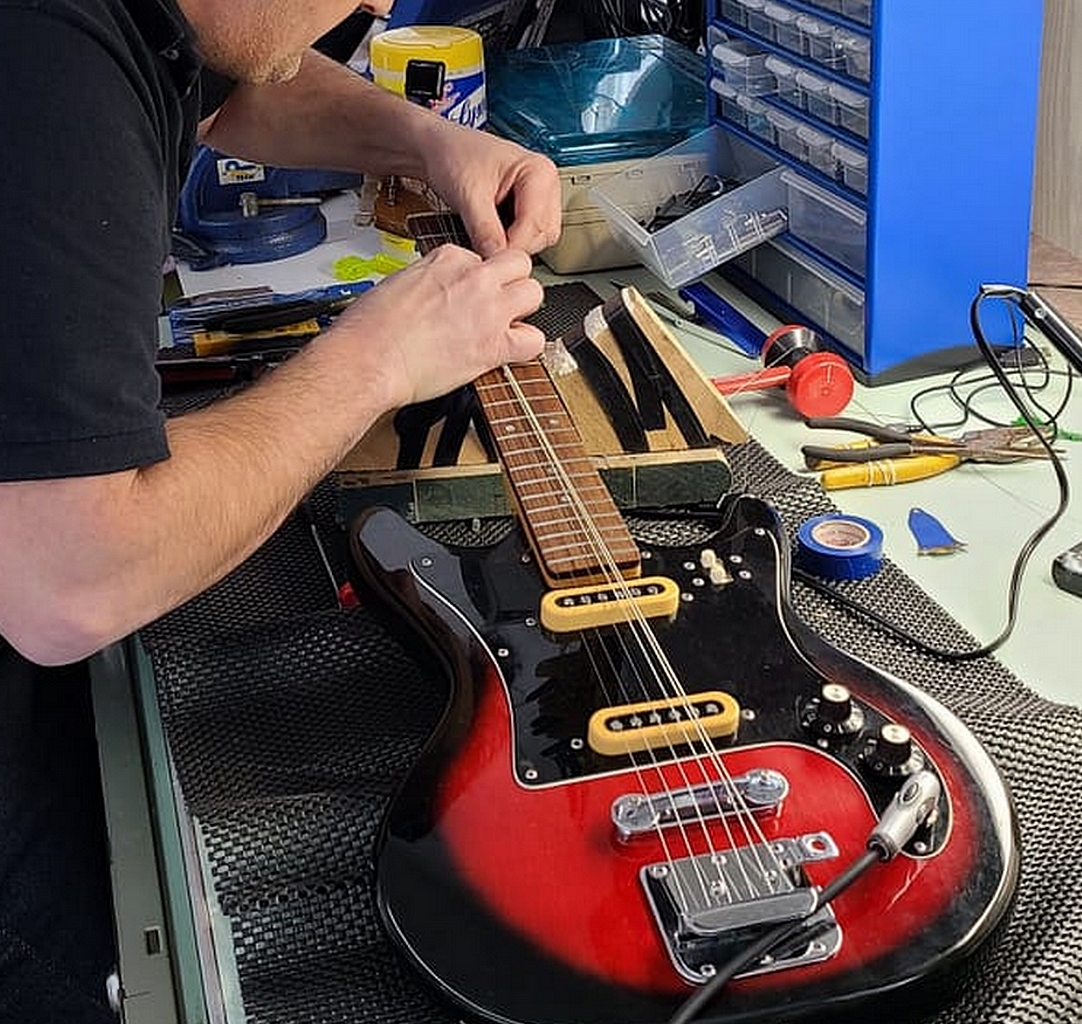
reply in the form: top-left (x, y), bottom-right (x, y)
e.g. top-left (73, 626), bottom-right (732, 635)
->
top-left (0, 246), bottom-right (543, 666)
top-left (200, 49), bottom-right (561, 257)
top-left (201, 49), bottom-right (439, 180)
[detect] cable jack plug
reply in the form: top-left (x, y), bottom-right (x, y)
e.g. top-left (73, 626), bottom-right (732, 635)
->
top-left (867, 770), bottom-right (943, 860)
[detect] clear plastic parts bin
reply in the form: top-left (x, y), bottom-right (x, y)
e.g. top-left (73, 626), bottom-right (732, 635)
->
top-left (711, 38), bottom-right (775, 95)
top-left (591, 125), bottom-right (788, 288)
top-left (765, 2), bottom-right (803, 52)
top-left (733, 237), bottom-right (866, 354)
top-left (832, 83), bottom-right (869, 138)
top-left (765, 55), bottom-right (799, 106)
top-left (782, 170), bottom-right (867, 276)
top-left (833, 140), bottom-right (868, 194)
top-left (842, 0), bottom-right (872, 25)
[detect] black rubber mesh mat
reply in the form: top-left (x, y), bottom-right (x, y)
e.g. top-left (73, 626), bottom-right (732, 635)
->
top-left (144, 339), bottom-right (1082, 1024)
top-left (139, 440), bottom-right (1082, 1024)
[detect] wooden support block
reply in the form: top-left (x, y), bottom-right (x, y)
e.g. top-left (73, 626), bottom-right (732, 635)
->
top-left (333, 284), bottom-right (743, 525)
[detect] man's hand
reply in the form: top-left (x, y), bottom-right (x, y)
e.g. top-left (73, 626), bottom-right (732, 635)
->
top-left (421, 121), bottom-right (563, 259)
top-left (315, 242), bottom-right (546, 410)
top-left (200, 51), bottom-right (562, 259)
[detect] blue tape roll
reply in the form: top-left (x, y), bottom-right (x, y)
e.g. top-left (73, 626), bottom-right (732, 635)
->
top-left (795, 514), bottom-right (884, 581)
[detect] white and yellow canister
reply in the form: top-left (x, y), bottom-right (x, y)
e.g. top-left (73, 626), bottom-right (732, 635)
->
top-left (369, 26), bottom-right (487, 130)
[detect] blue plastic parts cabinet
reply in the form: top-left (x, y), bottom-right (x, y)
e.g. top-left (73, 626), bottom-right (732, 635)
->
top-left (706, 0), bottom-right (1044, 383)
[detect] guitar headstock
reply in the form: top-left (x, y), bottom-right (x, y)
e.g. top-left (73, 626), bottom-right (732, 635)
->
top-left (371, 175), bottom-right (448, 243)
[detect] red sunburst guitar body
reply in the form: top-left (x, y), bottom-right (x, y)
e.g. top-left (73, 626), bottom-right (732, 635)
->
top-left (349, 215), bottom-right (1017, 1024)
top-left (349, 489), bottom-right (1018, 1024)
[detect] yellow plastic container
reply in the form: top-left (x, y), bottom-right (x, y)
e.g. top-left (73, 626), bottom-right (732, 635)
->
top-left (369, 26), bottom-right (486, 130)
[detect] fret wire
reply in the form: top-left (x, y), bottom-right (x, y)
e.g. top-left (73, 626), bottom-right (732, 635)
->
top-left (535, 532), bottom-right (639, 555)
top-left (532, 516), bottom-right (634, 538)
top-left (486, 400), bottom-right (569, 415)
top-left (494, 437), bottom-right (585, 452)
top-left (531, 521), bottom-right (627, 539)
top-left (500, 456), bottom-right (597, 473)
top-left (514, 485), bottom-right (612, 504)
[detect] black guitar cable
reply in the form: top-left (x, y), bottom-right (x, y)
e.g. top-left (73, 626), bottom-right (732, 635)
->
top-left (668, 772), bottom-right (943, 1024)
top-left (792, 287), bottom-right (1073, 664)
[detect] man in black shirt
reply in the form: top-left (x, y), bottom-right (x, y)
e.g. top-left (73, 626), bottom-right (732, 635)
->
top-left (0, 0), bottom-right (561, 1019)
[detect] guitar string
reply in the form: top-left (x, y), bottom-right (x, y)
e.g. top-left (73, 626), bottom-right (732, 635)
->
top-left (498, 352), bottom-right (786, 893)
top-left (484, 362), bottom-right (785, 903)
top-left (416, 213), bottom-right (786, 907)
top-left (488, 366), bottom-right (784, 905)
top-left (479, 369), bottom-right (727, 908)
top-left (421, 199), bottom-right (785, 901)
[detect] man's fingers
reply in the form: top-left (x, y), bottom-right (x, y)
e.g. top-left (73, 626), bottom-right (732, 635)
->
top-left (504, 162), bottom-right (562, 255)
top-left (462, 209), bottom-right (507, 259)
top-left (500, 271), bottom-right (544, 320)
top-left (484, 246), bottom-right (534, 282)
top-left (504, 322), bottom-right (546, 364)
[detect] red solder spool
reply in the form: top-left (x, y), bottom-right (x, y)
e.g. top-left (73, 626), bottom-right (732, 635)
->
top-left (713, 324), bottom-right (855, 418)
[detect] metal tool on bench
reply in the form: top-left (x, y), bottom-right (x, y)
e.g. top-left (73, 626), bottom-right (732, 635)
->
top-left (173, 146), bottom-right (362, 268)
top-left (802, 416), bottom-right (1055, 490)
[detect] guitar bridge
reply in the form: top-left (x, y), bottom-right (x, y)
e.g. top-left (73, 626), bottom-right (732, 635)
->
top-left (611, 768), bottom-right (788, 840)
top-left (641, 833), bottom-right (842, 984)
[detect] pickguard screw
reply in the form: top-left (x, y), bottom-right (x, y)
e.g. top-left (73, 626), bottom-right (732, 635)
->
top-left (497, 647), bottom-right (510, 658)
top-left (570, 738), bottom-right (584, 750)
top-left (419, 557), bottom-right (433, 568)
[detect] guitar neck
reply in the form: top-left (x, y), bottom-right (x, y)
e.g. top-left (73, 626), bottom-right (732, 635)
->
top-left (474, 364), bottom-right (640, 585)
top-left (406, 210), bottom-right (640, 586)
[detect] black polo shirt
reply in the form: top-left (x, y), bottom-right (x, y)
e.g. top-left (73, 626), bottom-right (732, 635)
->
top-left (0, 1), bottom-right (204, 1019)
top-left (0, 0), bottom-right (203, 480)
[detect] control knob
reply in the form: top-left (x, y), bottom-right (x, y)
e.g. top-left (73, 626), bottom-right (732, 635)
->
top-left (861, 722), bottom-right (926, 777)
top-left (800, 682), bottom-right (864, 743)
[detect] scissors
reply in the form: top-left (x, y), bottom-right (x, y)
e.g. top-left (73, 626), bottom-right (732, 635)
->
top-left (801, 416), bottom-right (1054, 489)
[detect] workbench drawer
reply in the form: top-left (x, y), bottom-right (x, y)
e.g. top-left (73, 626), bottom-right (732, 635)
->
top-left (591, 125), bottom-right (788, 288)
top-left (710, 37), bottom-right (775, 95)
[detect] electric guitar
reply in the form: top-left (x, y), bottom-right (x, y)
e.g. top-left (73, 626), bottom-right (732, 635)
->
top-left (348, 215), bottom-right (1019, 1024)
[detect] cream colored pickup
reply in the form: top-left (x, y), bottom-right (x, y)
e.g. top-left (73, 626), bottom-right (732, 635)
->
top-left (539, 576), bottom-right (680, 633)
top-left (587, 692), bottom-right (741, 756)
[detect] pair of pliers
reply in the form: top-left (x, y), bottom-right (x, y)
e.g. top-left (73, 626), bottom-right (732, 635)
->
top-left (801, 416), bottom-right (1050, 490)
top-left (802, 417), bottom-right (967, 466)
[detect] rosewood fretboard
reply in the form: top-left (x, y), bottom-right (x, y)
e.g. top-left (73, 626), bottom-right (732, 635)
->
top-left (407, 210), bottom-right (640, 585)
